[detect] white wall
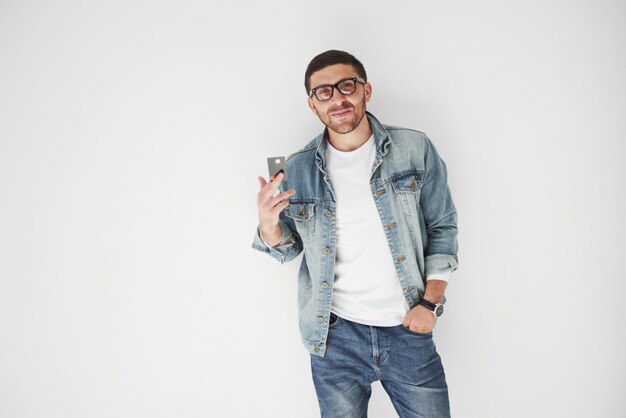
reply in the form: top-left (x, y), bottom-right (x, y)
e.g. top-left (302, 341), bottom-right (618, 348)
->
top-left (1, 1), bottom-right (625, 417)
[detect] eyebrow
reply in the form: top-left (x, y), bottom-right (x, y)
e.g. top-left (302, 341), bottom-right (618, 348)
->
top-left (311, 77), bottom-right (360, 91)
top-left (314, 76), bottom-right (358, 86)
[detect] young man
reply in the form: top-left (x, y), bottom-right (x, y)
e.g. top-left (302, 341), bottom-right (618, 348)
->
top-left (253, 50), bottom-right (458, 418)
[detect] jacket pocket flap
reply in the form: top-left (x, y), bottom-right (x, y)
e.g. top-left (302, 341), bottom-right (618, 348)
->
top-left (391, 171), bottom-right (423, 193)
top-left (285, 202), bottom-right (316, 221)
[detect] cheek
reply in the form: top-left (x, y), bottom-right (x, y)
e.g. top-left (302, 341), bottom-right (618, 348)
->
top-left (315, 105), bottom-right (330, 116)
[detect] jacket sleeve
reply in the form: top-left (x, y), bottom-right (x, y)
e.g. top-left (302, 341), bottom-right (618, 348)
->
top-left (251, 207), bottom-right (303, 264)
top-left (420, 136), bottom-right (459, 276)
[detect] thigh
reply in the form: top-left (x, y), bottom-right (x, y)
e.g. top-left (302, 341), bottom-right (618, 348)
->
top-left (379, 326), bottom-right (450, 418)
top-left (310, 314), bottom-right (376, 418)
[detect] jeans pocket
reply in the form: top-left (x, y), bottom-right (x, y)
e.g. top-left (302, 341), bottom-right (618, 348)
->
top-left (401, 325), bottom-right (432, 337)
top-left (328, 313), bottom-right (341, 328)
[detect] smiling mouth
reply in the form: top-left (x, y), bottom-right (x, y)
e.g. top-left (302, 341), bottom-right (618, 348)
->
top-left (330, 108), bottom-right (352, 118)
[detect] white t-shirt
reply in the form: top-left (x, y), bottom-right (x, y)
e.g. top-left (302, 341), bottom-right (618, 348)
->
top-left (326, 135), bottom-right (412, 326)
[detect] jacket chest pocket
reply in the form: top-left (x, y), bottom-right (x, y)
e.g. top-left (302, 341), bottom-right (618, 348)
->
top-left (285, 201), bottom-right (316, 238)
top-left (390, 171), bottom-right (423, 218)
top-left (391, 171), bottom-right (423, 194)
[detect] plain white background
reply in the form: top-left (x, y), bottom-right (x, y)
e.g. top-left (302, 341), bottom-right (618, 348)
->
top-left (1, 1), bottom-right (625, 417)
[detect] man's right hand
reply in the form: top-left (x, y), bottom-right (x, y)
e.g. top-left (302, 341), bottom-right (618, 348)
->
top-left (257, 172), bottom-right (296, 247)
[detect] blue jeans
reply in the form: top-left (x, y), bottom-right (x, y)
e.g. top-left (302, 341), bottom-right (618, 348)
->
top-left (310, 314), bottom-right (451, 418)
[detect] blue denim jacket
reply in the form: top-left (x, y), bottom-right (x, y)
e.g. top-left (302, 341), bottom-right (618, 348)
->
top-left (252, 112), bottom-right (458, 357)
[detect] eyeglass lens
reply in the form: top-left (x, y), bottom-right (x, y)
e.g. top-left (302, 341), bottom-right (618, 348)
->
top-left (315, 79), bottom-right (357, 101)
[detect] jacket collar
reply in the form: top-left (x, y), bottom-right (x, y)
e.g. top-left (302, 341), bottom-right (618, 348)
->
top-left (314, 112), bottom-right (390, 173)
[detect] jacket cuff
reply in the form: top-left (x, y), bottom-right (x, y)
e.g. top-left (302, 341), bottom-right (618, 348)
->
top-left (251, 220), bottom-right (295, 260)
top-left (424, 253), bottom-right (458, 278)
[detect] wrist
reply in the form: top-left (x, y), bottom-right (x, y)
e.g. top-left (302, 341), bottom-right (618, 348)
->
top-left (423, 280), bottom-right (447, 305)
top-left (418, 298), bottom-right (445, 318)
top-left (422, 295), bottom-right (443, 305)
top-left (260, 224), bottom-right (282, 247)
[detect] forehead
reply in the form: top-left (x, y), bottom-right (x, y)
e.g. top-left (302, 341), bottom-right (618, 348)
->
top-left (310, 64), bottom-right (359, 87)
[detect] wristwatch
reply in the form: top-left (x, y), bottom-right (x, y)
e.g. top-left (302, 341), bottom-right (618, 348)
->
top-left (419, 298), bottom-right (444, 318)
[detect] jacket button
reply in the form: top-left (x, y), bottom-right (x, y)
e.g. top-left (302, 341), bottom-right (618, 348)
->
top-left (325, 210), bottom-right (332, 217)
top-left (387, 223), bottom-right (397, 229)
top-left (321, 281), bottom-right (328, 288)
top-left (313, 347), bottom-right (320, 353)
top-left (396, 255), bottom-right (406, 262)
top-left (317, 316), bottom-right (324, 322)
top-left (324, 247), bottom-right (331, 254)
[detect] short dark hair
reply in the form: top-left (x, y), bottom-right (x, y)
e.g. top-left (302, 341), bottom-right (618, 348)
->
top-left (304, 50), bottom-right (367, 94)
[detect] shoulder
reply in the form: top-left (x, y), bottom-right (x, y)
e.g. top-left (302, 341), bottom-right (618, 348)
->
top-left (383, 124), bottom-right (429, 143)
top-left (286, 134), bottom-right (321, 164)
top-left (382, 124), bottom-right (432, 159)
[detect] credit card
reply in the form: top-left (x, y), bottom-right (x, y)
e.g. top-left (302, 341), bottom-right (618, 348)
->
top-left (267, 156), bottom-right (287, 181)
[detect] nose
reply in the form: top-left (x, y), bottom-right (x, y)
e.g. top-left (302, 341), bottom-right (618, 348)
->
top-left (329, 87), bottom-right (347, 106)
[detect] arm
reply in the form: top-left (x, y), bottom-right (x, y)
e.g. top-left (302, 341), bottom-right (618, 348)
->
top-left (420, 136), bottom-right (459, 277)
top-left (403, 136), bottom-right (458, 332)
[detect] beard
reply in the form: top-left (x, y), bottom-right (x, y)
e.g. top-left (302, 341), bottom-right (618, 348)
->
top-left (318, 95), bottom-right (367, 135)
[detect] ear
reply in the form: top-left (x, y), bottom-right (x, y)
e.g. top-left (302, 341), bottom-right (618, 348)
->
top-left (364, 82), bottom-right (372, 103)
top-left (307, 97), bottom-right (319, 116)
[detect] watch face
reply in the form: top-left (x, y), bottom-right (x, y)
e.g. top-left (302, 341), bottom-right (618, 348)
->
top-left (435, 305), bottom-right (444, 317)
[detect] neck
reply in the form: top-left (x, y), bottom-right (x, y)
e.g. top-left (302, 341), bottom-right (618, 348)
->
top-left (327, 116), bottom-right (373, 152)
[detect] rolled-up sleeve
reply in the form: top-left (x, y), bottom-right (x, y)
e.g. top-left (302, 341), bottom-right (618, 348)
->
top-left (252, 214), bottom-right (303, 264)
top-left (420, 137), bottom-right (459, 276)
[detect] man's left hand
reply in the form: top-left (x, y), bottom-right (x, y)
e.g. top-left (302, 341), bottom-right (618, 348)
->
top-left (402, 304), bottom-right (436, 333)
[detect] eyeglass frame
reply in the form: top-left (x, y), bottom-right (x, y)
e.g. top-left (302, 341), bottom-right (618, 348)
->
top-left (308, 77), bottom-right (366, 101)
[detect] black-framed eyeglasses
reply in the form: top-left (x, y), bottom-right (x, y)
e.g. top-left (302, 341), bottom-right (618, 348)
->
top-left (309, 77), bottom-right (365, 101)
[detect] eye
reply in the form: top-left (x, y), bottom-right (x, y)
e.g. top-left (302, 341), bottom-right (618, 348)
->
top-left (338, 79), bottom-right (356, 93)
top-left (315, 86), bottom-right (333, 100)
top-left (317, 86), bottom-right (332, 95)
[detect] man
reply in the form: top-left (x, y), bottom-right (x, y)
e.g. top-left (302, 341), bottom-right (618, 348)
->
top-left (252, 50), bottom-right (458, 418)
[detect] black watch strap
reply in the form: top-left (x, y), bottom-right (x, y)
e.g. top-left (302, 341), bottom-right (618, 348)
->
top-left (418, 298), bottom-right (437, 311)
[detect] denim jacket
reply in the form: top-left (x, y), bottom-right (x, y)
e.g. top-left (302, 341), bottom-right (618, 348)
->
top-left (252, 112), bottom-right (458, 357)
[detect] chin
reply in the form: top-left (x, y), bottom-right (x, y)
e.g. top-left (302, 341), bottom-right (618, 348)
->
top-left (330, 123), bottom-right (358, 135)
